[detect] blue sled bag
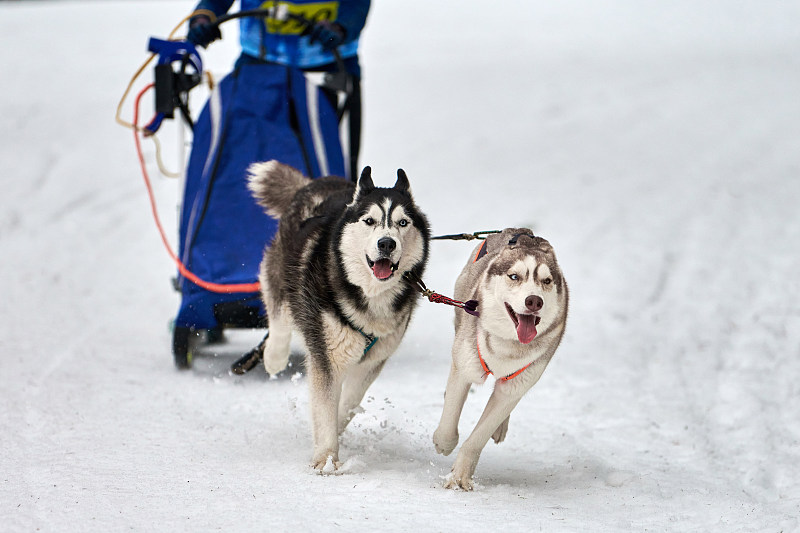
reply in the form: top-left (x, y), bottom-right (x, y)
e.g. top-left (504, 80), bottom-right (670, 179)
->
top-left (172, 63), bottom-right (344, 366)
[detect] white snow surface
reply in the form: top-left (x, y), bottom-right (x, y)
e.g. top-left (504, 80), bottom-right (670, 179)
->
top-left (2, 1), bottom-right (799, 531)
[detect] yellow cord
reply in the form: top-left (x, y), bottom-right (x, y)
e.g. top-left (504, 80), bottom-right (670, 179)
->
top-left (114, 52), bottom-right (158, 130)
top-left (115, 12), bottom-right (199, 129)
top-left (150, 134), bottom-right (182, 178)
top-left (190, 9), bottom-right (218, 23)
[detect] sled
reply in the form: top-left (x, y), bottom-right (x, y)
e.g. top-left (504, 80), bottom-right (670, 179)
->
top-left (171, 59), bottom-right (346, 368)
top-left (124, 11), bottom-right (353, 369)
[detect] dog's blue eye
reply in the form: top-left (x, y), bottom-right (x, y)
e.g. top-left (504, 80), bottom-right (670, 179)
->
top-left (398, 219), bottom-right (408, 227)
top-left (364, 217), bottom-right (375, 226)
top-left (508, 274), bottom-right (519, 281)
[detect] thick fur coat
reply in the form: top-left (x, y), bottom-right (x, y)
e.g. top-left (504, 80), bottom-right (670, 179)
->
top-left (248, 160), bottom-right (430, 471)
top-left (433, 228), bottom-right (568, 489)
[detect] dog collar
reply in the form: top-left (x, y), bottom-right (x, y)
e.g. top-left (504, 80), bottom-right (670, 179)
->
top-left (344, 317), bottom-right (378, 357)
top-left (335, 303), bottom-right (379, 357)
top-left (357, 327), bottom-right (378, 356)
top-left (476, 333), bottom-right (532, 382)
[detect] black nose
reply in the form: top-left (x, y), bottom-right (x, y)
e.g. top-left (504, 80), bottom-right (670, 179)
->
top-left (377, 237), bottom-right (396, 255)
top-left (525, 295), bottom-right (544, 312)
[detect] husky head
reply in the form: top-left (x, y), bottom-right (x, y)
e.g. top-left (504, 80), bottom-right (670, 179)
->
top-left (481, 233), bottom-right (567, 344)
top-left (338, 167), bottom-right (430, 297)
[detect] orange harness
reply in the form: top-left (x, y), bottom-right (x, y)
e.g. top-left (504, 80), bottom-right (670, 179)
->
top-left (470, 236), bottom-right (539, 381)
top-left (473, 240), bottom-right (488, 263)
top-left (476, 333), bottom-right (533, 382)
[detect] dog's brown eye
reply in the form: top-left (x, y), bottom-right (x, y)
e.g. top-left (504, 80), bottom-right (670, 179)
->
top-left (542, 278), bottom-right (552, 285)
top-left (508, 274), bottom-right (519, 281)
top-left (364, 217), bottom-right (375, 226)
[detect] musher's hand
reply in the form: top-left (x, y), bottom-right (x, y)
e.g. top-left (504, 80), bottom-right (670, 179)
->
top-left (187, 15), bottom-right (221, 48)
top-left (308, 21), bottom-right (345, 51)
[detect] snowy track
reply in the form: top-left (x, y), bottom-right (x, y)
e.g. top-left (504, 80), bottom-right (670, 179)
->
top-left (1, 1), bottom-right (799, 531)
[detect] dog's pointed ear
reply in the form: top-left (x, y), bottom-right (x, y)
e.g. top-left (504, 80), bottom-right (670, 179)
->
top-left (394, 169), bottom-right (411, 194)
top-left (353, 166), bottom-right (375, 202)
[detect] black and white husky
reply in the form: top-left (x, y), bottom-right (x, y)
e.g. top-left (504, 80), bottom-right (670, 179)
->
top-left (247, 160), bottom-right (430, 472)
top-left (433, 228), bottom-right (568, 490)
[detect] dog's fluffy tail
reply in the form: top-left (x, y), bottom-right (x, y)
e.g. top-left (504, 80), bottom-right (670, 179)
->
top-left (247, 160), bottom-right (311, 219)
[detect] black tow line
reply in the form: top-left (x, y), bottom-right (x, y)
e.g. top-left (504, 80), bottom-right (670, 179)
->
top-left (405, 229), bottom-right (504, 316)
top-left (231, 230), bottom-right (500, 374)
top-left (431, 230), bottom-right (500, 241)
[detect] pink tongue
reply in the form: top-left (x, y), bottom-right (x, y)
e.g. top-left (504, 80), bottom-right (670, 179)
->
top-left (516, 314), bottom-right (538, 344)
top-left (372, 259), bottom-right (394, 280)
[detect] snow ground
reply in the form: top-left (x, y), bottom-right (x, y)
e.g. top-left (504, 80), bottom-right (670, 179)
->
top-left (1, 1), bottom-right (799, 531)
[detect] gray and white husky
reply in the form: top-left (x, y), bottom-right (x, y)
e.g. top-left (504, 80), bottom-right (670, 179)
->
top-left (433, 228), bottom-right (568, 490)
top-left (247, 160), bottom-right (430, 472)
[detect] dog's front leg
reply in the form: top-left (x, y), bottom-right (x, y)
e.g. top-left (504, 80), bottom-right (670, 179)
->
top-left (306, 353), bottom-right (344, 472)
top-left (445, 388), bottom-right (522, 491)
top-left (337, 357), bottom-right (387, 435)
top-left (433, 362), bottom-right (471, 456)
top-left (262, 301), bottom-right (292, 376)
top-left (492, 414), bottom-right (510, 444)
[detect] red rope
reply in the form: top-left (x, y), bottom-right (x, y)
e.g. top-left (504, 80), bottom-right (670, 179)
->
top-left (402, 271), bottom-right (479, 316)
top-left (425, 291), bottom-right (478, 315)
top-left (132, 83), bottom-right (260, 294)
top-left (427, 292), bottom-right (463, 307)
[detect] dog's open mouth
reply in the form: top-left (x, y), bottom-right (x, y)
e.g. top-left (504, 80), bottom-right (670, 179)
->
top-left (366, 256), bottom-right (398, 281)
top-left (505, 303), bottom-right (541, 344)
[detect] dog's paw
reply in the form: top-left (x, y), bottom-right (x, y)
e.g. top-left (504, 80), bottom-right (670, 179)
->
top-left (433, 427), bottom-right (458, 456)
top-left (311, 454), bottom-right (341, 474)
top-left (262, 352), bottom-right (289, 376)
top-left (444, 452), bottom-right (479, 490)
top-left (337, 405), bottom-right (365, 435)
top-left (492, 416), bottom-right (509, 444)
top-left (443, 471), bottom-right (474, 491)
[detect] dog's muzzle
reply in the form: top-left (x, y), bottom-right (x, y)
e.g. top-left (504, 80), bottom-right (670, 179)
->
top-left (505, 302), bottom-right (541, 344)
top-left (366, 255), bottom-right (399, 280)
top-left (366, 237), bottom-right (399, 280)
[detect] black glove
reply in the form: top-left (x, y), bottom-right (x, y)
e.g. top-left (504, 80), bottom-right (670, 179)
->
top-left (308, 20), bottom-right (345, 51)
top-left (187, 15), bottom-right (221, 48)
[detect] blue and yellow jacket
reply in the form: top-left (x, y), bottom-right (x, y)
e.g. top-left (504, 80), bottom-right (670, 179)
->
top-left (193, 0), bottom-right (369, 75)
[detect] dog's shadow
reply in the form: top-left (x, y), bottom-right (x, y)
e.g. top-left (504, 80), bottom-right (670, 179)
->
top-left (189, 329), bottom-right (306, 382)
top-left (474, 453), bottom-right (634, 494)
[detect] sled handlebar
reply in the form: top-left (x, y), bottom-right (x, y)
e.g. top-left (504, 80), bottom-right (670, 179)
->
top-left (145, 38), bottom-right (203, 134)
top-left (144, 9), bottom-right (347, 135)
